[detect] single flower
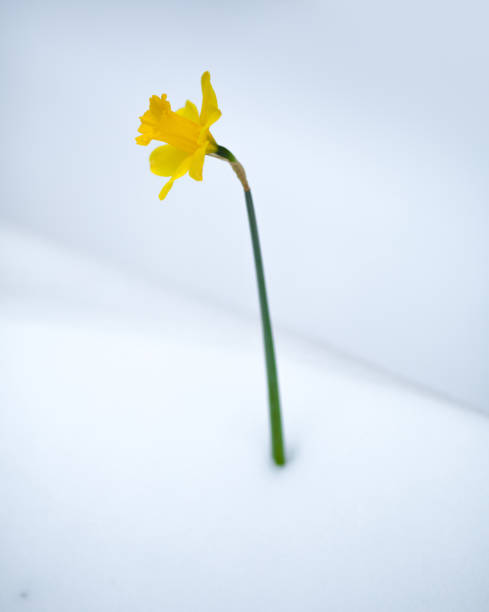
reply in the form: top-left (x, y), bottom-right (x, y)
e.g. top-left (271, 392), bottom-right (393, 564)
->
top-left (136, 71), bottom-right (221, 200)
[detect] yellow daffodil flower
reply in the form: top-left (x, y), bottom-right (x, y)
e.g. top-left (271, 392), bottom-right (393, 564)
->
top-left (136, 71), bottom-right (221, 200)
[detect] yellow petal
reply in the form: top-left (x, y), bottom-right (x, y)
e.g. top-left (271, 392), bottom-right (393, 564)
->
top-left (158, 156), bottom-right (192, 201)
top-left (149, 145), bottom-right (189, 177)
top-left (176, 100), bottom-right (200, 123)
top-left (188, 146), bottom-right (207, 181)
top-left (200, 71), bottom-right (222, 128)
top-left (159, 178), bottom-right (177, 200)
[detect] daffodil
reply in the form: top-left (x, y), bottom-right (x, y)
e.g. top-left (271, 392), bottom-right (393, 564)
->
top-left (136, 71), bottom-right (221, 200)
top-left (136, 72), bottom-right (286, 466)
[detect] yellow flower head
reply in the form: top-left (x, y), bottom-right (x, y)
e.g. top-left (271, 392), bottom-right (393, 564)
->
top-left (136, 71), bottom-right (221, 200)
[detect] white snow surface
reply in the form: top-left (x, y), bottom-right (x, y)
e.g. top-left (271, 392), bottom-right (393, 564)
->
top-left (1, 225), bottom-right (489, 612)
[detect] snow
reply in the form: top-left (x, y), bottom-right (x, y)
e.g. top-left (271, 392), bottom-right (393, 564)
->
top-left (1, 225), bottom-right (489, 611)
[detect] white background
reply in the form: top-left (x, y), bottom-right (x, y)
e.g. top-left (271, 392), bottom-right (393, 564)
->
top-left (1, 0), bottom-right (488, 409)
top-left (2, 225), bottom-right (489, 611)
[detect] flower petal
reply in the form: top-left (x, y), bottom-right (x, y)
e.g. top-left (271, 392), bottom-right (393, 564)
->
top-left (176, 100), bottom-right (200, 123)
top-left (188, 145), bottom-right (207, 181)
top-left (200, 71), bottom-right (221, 128)
top-left (158, 155), bottom-right (193, 201)
top-left (149, 145), bottom-right (189, 177)
top-left (159, 178), bottom-right (177, 200)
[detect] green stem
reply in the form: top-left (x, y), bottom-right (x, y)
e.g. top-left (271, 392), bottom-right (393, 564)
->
top-left (245, 189), bottom-right (286, 466)
top-left (215, 145), bottom-right (286, 466)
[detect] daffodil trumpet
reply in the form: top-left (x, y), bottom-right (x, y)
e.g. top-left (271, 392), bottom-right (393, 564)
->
top-left (136, 72), bottom-right (286, 466)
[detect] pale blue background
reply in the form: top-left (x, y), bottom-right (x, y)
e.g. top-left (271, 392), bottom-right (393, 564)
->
top-left (1, 0), bottom-right (488, 410)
